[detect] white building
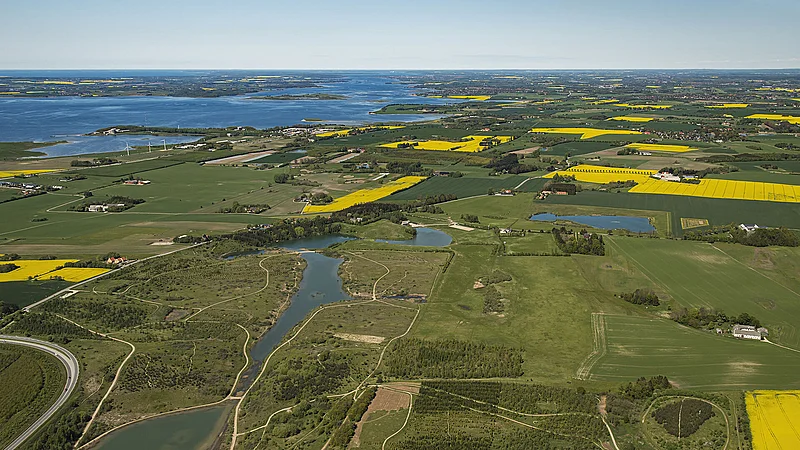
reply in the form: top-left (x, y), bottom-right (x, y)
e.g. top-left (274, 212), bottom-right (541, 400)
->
top-left (652, 172), bottom-right (682, 182)
top-left (732, 324), bottom-right (763, 340)
top-left (739, 224), bottom-right (761, 234)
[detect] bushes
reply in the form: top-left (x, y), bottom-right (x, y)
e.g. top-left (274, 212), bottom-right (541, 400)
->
top-left (9, 312), bottom-right (96, 339)
top-left (620, 289), bottom-right (659, 306)
top-left (0, 263), bottom-right (19, 273)
top-left (482, 285), bottom-right (503, 313)
top-left (384, 338), bottom-right (524, 379)
top-left (552, 227), bottom-right (605, 256)
top-left (653, 398), bottom-right (714, 437)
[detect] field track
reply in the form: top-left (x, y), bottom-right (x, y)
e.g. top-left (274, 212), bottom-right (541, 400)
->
top-left (575, 313), bottom-right (607, 380)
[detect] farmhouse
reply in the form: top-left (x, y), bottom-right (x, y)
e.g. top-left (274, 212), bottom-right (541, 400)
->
top-left (739, 223), bottom-right (761, 234)
top-left (732, 324), bottom-right (765, 340)
top-left (88, 204), bottom-right (108, 212)
top-left (652, 172), bottom-right (682, 182)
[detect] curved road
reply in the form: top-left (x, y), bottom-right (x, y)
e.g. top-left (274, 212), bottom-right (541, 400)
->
top-left (0, 335), bottom-right (80, 450)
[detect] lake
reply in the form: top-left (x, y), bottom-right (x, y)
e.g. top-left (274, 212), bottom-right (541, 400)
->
top-left (529, 213), bottom-right (655, 233)
top-left (375, 227), bottom-right (453, 246)
top-left (0, 71), bottom-right (455, 156)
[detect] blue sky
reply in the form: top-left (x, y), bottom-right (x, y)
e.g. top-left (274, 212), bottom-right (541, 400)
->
top-left (2, 0), bottom-right (798, 69)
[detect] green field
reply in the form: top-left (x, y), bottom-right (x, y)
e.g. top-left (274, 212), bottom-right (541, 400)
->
top-left (0, 280), bottom-right (72, 307)
top-left (0, 344), bottom-right (66, 448)
top-left (545, 141), bottom-right (616, 156)
top-left (72, 159), bottom-right (183, 177)
top-left (591, 314), bottom-right (800, 390)
top-left (607, 236), bottom-right (800, 348)
top-left (248, 150), bottom-right (307, 164)
top-left (387, 176), bottom-right (530, 200)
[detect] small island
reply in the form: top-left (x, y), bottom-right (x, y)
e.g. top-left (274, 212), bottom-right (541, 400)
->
top-left (248, 93), bottom-right (348, 101)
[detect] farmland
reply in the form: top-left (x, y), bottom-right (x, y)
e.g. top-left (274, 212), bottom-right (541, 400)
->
top-left (302, 175), bottom-right (426, 213)
top-left (3, 69), bottom-right (800, 449)
top-left (746, 390), bottom-right (800, 450)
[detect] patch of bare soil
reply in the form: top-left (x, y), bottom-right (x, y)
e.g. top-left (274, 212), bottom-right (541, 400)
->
top-left (165, 309), bottom-right (191, 321)
top-left (333, 333), bottom-right (386, 344)
top-left (752, 247), bottom-right (775, 270)
top-left (598, 394), bottom-right (607, 416)
top-left (473, 280), bottom-right (485, 289)
top-left (350, 386), bottom-right (415, 447)
top-left (510, 146), bottom-right (540, 155)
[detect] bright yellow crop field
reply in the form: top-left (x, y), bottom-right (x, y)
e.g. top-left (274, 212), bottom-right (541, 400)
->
top-left (706, 103), bottom-right (749, 108)
top-left (530, 127), bottom-right (643, 140)
top-left (0, 169), bottom-right (57, 179)
top-left (448, 95), bottom-right (491, 101)
top-left (615, 103), bottom-right (673, 109)
top-left (630, 178), bottom-right (800, 203)
top-left (317, 126), bottom-right (405, 138)
top-left (380, 135), bottom-right (512, 153)
top-left (608, 116), bottom-right (654, 123)
top-left (746, 114), bottom-right (800, 125)
top-left (544, 165), bottom-right (656, 184)
top-left (625, 143), bottom-right (698, 153)
top-left (746, 391), bottom-right (800, 450)
top-left (39, 267), bottom-right (111, 282)
top-left (302, 176), bottom-right (426, 213)
top-left (589, 99), bottom-right (619, 105)
top-left (0, 259), bottom-right (78, 282)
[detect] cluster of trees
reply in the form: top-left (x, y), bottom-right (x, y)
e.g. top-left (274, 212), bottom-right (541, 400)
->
top-left (776, 142), bottom-right (799, 150)
top-left (387, 161), bottom-right (423, 174)
top-left (684, 224), bottom-right (799, 247)
top-left (271, 352), bottom-right (350, 401)
top-left (328, 387), bottom-right (377, 449)
top-left (406, 194), bottom-right (457, 209)
top-left (698, 152), bottom-right (800, 164)
top-left (70, 157), bottom-right (118, 167)
top-left (42, 298), bottom-right (148, 330)
top-left (653, 399), bottom-right (715, 438)
top-left (671, 307), bottom-right (761, 329)
top-left (547, 182), bottom-right (577, 195)
top-left (484, 153), bottom-right (539, 174)
top-left (0, 253), bottom-right (20, 261)
top-left (69, 195), bottom-right (145, 212)
top-left (603, 180), bottom-right (638, 189)
top-left (274, 173), bottom-right (294, 184)
top-left (0, 263), bottom-right (18, 273)
top-left (552, 227), bottom-right (605, 256)
top-left (619, 376), bottom-right (672, 400)
top-left (460, 214), bottom-right (479, 223)
top-left (620, 289), bottom-right (660, 306)
top-left (229, 216), bottom-right (342, 246)
top-left (308, 192), bottom-right (333, 205)
top-left (27, 405), bottom-right (90, 450)
top-left (63, 253), bottom-right (121, 269)
top-left (384, 338), bottom-right (524, 379)
top-left (217, 201), bottom-right (270, 214)
top-left (425, 381), bottom-right (598, 414)
top-left (482, 285), bottom-right (504, 313)
top-left (0, 302), bottom-right (19, 316)
top-left (8, 312), bottom-right (96, 340)
top-left (551, 174), bottom-right (577, 183)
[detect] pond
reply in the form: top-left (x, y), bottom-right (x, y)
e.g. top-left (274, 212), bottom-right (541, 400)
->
top-left (529, 213), bottom-right (655, 233)
top-left (94, 403), bottom-right (232, 450)
top-left (375, 227), bottom-right (453, 247)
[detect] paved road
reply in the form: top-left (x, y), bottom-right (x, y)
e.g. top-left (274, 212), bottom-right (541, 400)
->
top-left (0, 335), bottom-right (80, 450)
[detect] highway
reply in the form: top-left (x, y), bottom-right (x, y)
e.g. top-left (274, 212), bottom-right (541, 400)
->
top-left (0, 335), bottom-right (80, 450)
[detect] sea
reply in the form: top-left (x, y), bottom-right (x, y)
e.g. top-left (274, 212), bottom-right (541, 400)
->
top-left (0, 70), bottom-right (456, 157)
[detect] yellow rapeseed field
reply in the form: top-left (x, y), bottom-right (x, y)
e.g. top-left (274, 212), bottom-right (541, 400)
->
top-left (645, 85), bottom-right (661, 89)
top-left (630, 178), bottom-right (800, 203)
top-left (625, 143), bottom-right (698, 153)
top-left (746, 114), bottom-right (800, 125)
top-left (615, 103), bottom-right (673, 109)
top-left (0, 169), bottom-right (57, 179)
top-left (589, 99), bottom-right (619, 105)
top-left (303, 176), bottom-right (426, 213)
top-left (317, 126), bottom-right (405, 138)
top-left (746, 390), bottom-right (800, 450)
top-left (608, 116), bottom-right (654, 123)
top-left (448, 95), bottom-right (491, 101)
top-left (544, 165), bottom-right (656, 184)
top-left (530, 127), bottom-right (643, 140)
top-left (0, 259), bottom-right (78, 282)
top-left (380, 135), bottom-right (512, 153)
top-left (706, 103), bottom-right (749, 108)
top-left (39, 267), bottom-right (111, 282)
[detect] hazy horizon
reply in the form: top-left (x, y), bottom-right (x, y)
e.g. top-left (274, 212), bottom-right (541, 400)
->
top-left (2, 0), bottom-right (798, 70)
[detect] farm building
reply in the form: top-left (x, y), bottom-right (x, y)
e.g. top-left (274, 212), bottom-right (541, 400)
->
top-left (732, 324), bottom-right (765, 340)
top-left (739, 223), bottom-right (761, 234)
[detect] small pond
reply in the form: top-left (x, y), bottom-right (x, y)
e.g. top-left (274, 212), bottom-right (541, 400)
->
top-left (529, 213), bottom-right (655, 233)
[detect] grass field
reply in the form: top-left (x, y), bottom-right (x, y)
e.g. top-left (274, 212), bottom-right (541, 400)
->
top-left (746, 390), bottom-right (800, 450)
top-left (72, 159), bottom-right (183, 178)
top-left (543, 141), bottom-right (615, 157)
top-left (247, 150), bottom-right (307, 164)
top-left (387, 175), bottom-right (532, 200)
top-left (607, 236), bottom-right (800, 348)
top-left (591, 315), bottom-right (800, 389)
top-left (0, 280), bottom-right (72, 307)
top-left (0, 344), bottom-right (66, 448)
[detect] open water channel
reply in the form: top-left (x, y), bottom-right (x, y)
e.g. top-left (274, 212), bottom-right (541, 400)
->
top-left (94, 228), bottom-right (452, 449)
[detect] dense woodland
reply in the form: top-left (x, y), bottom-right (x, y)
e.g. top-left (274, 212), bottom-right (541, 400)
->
top-left (620, 289), bottom-right (660, 306)
top-left (653, 399), bottom-right (715, 438)
top-left (384, 338), bottom-right (524, 379)
top-left (552, 227), bottom-right (605, 255)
